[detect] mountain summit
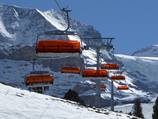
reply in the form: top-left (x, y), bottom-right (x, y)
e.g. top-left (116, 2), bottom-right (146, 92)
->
top-left (132, 45), bottom-right (158, 57)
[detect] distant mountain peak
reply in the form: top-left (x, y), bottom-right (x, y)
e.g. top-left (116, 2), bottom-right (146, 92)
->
top-left (132, 45), bottom-right (158, 57)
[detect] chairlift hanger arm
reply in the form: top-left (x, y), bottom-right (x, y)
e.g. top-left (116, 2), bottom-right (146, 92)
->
top-left (80, 37), bottom-right (115, 45)
top-left (37, 30), bottom-right (77, 38)
top-left (53, 0), bottom-right (72, 31)
top-left (36, 0), bottom-right (74, 43)
top-left (62, 8), bottom-right (72, 32)
top-left (81, 37), bottom-right (114, 48)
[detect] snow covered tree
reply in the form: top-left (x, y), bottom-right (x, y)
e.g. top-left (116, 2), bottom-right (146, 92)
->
top-left (133, 98), bottom-right (144, 118)
top-left (152, 97), bottom-right (158, 119)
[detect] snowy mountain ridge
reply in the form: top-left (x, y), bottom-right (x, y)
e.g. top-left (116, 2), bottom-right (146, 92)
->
top-left (0, 4), bottom-right (64, 48)
top-left (132, 45), bottom-right (158, 57)
top-left (0, 4), bottom-right (100, 48)
top-left (116, 54), bottom-right (158, 94)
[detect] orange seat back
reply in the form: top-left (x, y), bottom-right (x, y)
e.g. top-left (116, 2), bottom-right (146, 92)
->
top-left (117, 85), bottom-right (129, 90)
top-left (25, 74), bottom-right (54, 85)
top-left (82, 69), bottom-right (108, 77)
top-left (61, 67), bottom-right (80, 74)
top-left (93, 83), bottom-right (106, 91)
top-left (101, 63), bottom-right (119, 70)
top-left (36, 40), bottom-right (80, 53)
top-left (100, 84), bottom-right (106, 90)
top-left (111, 75), bottom-right (125, 80)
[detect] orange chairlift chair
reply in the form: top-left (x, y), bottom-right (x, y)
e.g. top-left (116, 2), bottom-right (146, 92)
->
top-left (117, 85), bottom-right (129, 90)
top-left (82, 69), bottom-right (108, 78)
top-left (93, 83), bottom-right (106, 91)
top-left (101, 63), bottom-right (119, 70)
top-left (25, 71), bottom-right (54, 93)
top-left (100, 83), bottom-right (106, 91)
top-left (110, 75), bottom-right (125, 80)
top-left (35, 31), bottom-right (81, 58)
top-left (61, 67), bottom-right (81, 74)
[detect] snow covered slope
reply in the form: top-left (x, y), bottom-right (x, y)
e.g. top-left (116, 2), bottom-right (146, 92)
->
top-left (0, 54), bottom-right (149, 108)
top-left (0, 59), bottom-right (83, 97)
top-left (116, 54), bottom-right (158, 94)
top-left (115, 103), bottom-right (154, 119)
top-left (0, 83), bottom-right (136, 119)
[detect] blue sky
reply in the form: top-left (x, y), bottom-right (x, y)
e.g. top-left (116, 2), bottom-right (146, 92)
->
top-left (1, 0), bottom-right (158, 54)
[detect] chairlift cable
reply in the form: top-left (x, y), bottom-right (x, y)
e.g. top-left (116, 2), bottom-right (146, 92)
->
top-left (53, 0), bottom-right (62, 11)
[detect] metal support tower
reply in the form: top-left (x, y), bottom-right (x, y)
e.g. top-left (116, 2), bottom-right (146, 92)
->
top-left (95, 47), bottom-right (101, 107)
top-left (111, 80), bottom-right (114, 111)
top-left (96, 48), bottom-right (101, 97)
top-left (62, 8), bottom-right (72, 32)
top-left (32, 58), bottom-right (36, 71)
top-left (81, 37), bottom-right (115, 108)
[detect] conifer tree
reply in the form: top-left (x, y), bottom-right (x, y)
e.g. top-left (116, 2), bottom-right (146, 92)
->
top-left (133, 98), bottom-right (144, 118)
top-left (152, 97), bottom-right (158, 119)
top-left (63, 89), bottom-right (85, 106)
